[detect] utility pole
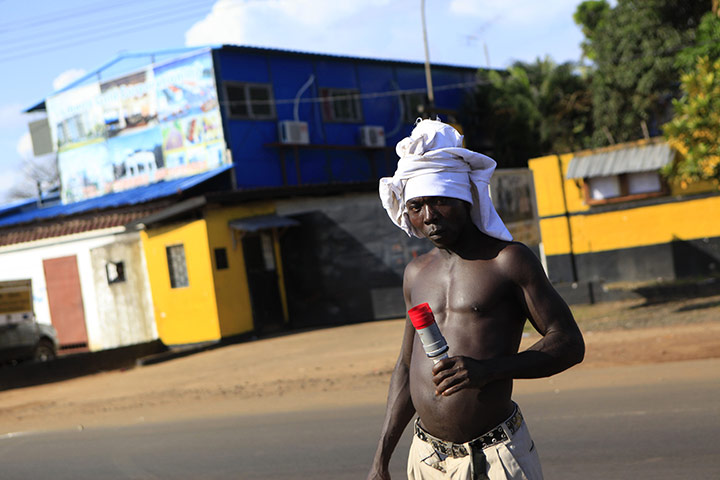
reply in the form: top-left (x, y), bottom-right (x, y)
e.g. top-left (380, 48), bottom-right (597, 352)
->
top-left (421, 0), bottom-right (435, 113)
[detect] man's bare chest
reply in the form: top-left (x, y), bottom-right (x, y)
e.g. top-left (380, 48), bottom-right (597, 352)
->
top-left (409, 258), bottom-right (509, 316)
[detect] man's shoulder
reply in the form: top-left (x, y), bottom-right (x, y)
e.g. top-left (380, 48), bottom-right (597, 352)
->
top-left (404, 249), bottom-right (437, 281)
top-left (493, 241), bottom-right (544, 281)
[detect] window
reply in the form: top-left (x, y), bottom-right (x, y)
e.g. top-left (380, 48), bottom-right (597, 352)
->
top-left (320, 88), bottom-right (363, 122)
top-left (214, 248), bottom-right (229, 270)
top-left (106, 261), bottom-right (126, 284)
top-left (627, 171), bottom-right (662, 195)
top-left (584, 171), bottom-right (666, 205)
top-left (402, 92), bottom-right (427, 122)
top-left (588, 176), bottom-right (622, 201)
top-left (260, 233), bottom-right (276, 271)
top-left (166, 244), bottom-right (189, 288)
top-left (224, 82), bottom-right (275, 120)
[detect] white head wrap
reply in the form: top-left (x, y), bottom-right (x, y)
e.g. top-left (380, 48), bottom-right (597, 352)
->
top-left (379, 119), bottom-right (512, 241)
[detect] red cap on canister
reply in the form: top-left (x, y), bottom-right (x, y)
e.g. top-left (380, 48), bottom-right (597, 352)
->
top-left (408, 303), bottom-right (435, 329)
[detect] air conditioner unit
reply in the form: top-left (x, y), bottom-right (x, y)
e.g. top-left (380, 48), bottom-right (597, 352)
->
top-left (278, 120), bottom-right (310, 145)
top-left (359, 125), bottom-right (385, 147)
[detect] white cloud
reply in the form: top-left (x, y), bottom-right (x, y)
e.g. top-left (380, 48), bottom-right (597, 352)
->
top-left (185, 0), bottom-right (394, 51)
top-left (0, 172), bottom-right (20, 203)
top-left (183, 0), bottom-right (582, 70)
top-left (52, 68), bottom-right (87, 92)
top-left (0, 103), bottom-right (26, 129)
top-left (449, 0), bottom-right (579, 26)
top-left (16, 132), bottom-right (33, 159)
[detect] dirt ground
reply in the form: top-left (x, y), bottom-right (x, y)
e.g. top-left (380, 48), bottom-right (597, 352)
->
top-left (1, 294), bottom-right (719, 436)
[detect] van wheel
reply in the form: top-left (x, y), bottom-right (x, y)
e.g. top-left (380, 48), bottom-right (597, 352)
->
top-left (34, 339), bottom-right (57, 362)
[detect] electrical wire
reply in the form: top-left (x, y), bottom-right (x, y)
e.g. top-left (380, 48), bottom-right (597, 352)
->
top-left (0, 0), bottom-right (172, 33)
top-left (0, 0), bottom-right (277, 63)
top-left (0, 1), bottom-right (211, 49)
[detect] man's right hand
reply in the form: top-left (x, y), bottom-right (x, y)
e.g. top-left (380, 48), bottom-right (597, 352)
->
top-left (432, 355), bottom-right (497, 396)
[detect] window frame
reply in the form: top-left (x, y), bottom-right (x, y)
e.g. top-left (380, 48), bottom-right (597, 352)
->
top-left (223, 81), bottom-right (276, 120)
top-left (166, 244), bottom-right (189, 289)
top-left (319, 87), bottom-right (363, 123)
top-left (582, 172), bottom-right (669, 206)
top-left (402, 92), bottom-right (427, 123)
top-left (213, 247), bottom-right (229, 270)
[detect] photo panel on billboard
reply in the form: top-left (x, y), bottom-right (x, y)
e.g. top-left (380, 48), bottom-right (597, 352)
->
top-left (107, 127), bottom-right (165, 192)
top-left (154, 52), bottom-right (219, 123)
top-left (45, 49), bottom-right (228, 204)
top-left (59, 141), bottom-right (112, 203)
top-left (46, 82), bottom-right (106, 153)
top-left (100, 69), bottom-right (157, 138)
top-left (161, 109), bottom-right (225, 175)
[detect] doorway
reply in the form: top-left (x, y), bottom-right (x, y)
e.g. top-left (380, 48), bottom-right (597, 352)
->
top-left (241, 232), bottom-right (285, 334)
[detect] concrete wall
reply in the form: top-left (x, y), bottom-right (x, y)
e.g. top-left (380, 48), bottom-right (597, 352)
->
top-left (277, 193), bottom-right (432, 327)
top-left (89, 238), bottom-right (157, 349)
top-left (0, 229), bottom-right (157, 351)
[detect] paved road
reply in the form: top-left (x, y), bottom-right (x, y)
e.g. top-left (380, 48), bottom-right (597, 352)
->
top-left (1, 367), bottom-right (718, 479)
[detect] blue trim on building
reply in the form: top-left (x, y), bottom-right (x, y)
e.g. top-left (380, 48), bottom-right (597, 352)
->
top-left (0, 164), bottom-right (233, 228)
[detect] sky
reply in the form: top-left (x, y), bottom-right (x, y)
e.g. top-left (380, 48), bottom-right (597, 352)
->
top-left (0, 0), bottom-right (586, 204)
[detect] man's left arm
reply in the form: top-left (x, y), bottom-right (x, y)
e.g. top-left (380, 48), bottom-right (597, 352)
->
top-left (433, 243), bottom-right (585, 396)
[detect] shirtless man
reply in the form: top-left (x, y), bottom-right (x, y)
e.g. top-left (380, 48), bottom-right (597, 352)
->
top-left (370, 119), bottom-right (585, 479)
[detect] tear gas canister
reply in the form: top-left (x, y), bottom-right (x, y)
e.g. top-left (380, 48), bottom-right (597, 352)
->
top-left (408, 303), bottom-right (449, 364)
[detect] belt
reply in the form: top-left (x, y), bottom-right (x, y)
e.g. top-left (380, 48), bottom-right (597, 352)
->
top-left (414, 405), bottom-right (524, 458)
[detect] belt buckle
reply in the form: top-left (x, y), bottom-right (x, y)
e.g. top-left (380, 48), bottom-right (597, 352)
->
top-left (452, 444), bottom-right (468, 457)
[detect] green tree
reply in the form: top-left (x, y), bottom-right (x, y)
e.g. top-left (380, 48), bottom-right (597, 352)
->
top-left (675, 11), bottom-right (720, 72)
top-left (577, 0), bottom-right (710, 146)
top-left (461, 58), bottom-right (593, 168)
top-left (663, 56), bottom-right (720, 185)
top-left (573, 0), bottom-right (610, 62)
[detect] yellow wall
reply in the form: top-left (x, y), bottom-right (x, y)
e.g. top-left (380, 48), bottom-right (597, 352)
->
top-left (538, 217), bottom-right (573, 256)
top-left (204, 203), bottom-right (276, 337)
top-left (528, 154), bottom-right (588, 217)
top-left (141, 220), bottom-right (220, 345)
top-left (529, 154), bottom-right (587, 256)
top-left (568, 195), bottom-right (720, 254)
top-left (529, 151), bottom-right (720, 257)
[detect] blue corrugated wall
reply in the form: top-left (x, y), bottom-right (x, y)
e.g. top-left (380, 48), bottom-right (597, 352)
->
top-left (214, 47), bottom-right (477, 189)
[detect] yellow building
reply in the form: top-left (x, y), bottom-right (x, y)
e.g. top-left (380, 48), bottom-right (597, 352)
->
top-left (138, 198), bottom-right (296, 346)
top-left (529, 139), bottom-right (720, 285)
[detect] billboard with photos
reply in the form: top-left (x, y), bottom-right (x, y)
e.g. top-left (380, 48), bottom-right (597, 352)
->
top-left (45, 50), bottom-right (228, 203)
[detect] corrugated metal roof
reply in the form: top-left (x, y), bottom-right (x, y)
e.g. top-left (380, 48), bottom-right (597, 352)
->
top-left (0, 165), bottom-right (233, 229)
top-left (228, 215), bottom-right (300, 233)
top-left (0, 197), bottom-right (36, 217)
top-left (217, 44), bottom-right (484, 70)
top-left (566, 143), bottom-right (674, 179)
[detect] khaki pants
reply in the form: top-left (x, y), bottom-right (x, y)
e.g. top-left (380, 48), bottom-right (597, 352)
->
top-left (406, 415), bottom-right (543, 480)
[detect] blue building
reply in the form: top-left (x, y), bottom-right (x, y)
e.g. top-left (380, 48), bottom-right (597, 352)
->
top-left (26, 45), bottom-right (481, 201)
top-left (214, 45), bottom-right (478, 188)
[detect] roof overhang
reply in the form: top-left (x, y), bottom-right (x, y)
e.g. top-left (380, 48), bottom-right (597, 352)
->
top-left (228, 215), bottom-right (299, 233)
top-left (566, 142), bottom-right (674, 179)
